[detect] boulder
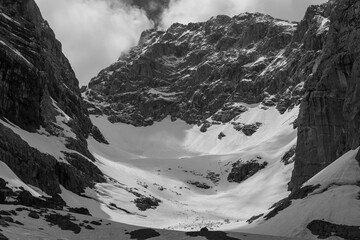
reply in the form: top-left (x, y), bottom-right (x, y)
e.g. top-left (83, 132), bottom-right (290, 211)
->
top-left (218, 132), bottom-right (226, 140)
top-left (28, 211), bottom-right (40, 219)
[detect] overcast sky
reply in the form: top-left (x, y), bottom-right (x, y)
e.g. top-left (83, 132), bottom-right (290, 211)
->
top-left (35, 0), bottom-right (327, 86)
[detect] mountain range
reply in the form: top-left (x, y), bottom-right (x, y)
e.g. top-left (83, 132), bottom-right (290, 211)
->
top-left (0, 0), bottom-right (359, 239)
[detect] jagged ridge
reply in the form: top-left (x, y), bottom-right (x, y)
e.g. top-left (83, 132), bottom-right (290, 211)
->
top-left (85, 7), bottom-right (329, 134)
top-left (86, 1), bottom-right (332, 190)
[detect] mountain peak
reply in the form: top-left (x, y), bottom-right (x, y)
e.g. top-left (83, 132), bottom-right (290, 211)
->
top-left (85, 8), bottom-right (303, 127)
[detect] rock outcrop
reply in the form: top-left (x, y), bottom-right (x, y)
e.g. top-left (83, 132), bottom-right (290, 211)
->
top-left (281, 145), bottom-right (296, 165)
top-left (307, 220), bottom-right (360, 240)
top-left (227, 159), bottom-right (268, 183)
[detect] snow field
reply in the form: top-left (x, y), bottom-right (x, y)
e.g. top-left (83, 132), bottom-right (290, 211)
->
top-left (85, 104), bottom-right (299, 230)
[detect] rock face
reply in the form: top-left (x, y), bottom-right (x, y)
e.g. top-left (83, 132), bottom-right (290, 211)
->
top-left (0, 0), bottom-right (105, 196)
top-left (227, 159), bottom-right (268, 183)
top-left (0, 0), bottom-right (90, 134)
top-left (86, 10), bottom-right (327, 127)
top-left (85, 0), bottom-right (345, 192)
top-left (289, 0), bottom-right (360, 190)
top-left (86, 0), bottom-right (360, 194)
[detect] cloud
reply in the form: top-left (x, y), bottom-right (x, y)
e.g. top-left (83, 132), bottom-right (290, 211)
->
top-left (126, 0), bottom-right (171, 25)
top-left (35, 0), bottom-right (328, 86)
top-left (161, 0), bottom-right (328, 28)
top-left (35, 0), bottom-right (153, 86)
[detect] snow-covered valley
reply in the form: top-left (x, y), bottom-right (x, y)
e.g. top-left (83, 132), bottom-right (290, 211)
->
top-left (84, 103), bottom-right (298, 231)
top-left (0, 103), bottom-right (304, 239)
top-left (1, 102), bottom-right (359, 240)
top-left (1, 0), bottom-right (360, 239)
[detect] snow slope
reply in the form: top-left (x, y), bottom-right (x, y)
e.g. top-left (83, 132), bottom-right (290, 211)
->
top-left (1, 98), bottom-right (358, 239)
top-left (235, 148), bottom-right (360, 239)
top-left (81, 104), bottom-right (298, 231)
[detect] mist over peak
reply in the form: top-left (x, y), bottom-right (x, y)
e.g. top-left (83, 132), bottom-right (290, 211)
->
top-left (35, 0), bottom-right (327, 86)
top-left (122, 0), bottom-right (171, 26)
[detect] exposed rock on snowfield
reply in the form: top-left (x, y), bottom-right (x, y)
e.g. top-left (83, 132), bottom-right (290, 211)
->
top-left (240, 122), bottom-right (263, 136)
top-left (227, 159), bottom-right (268, 183)
top-left (186, 181), bottom-right (212, 189)
top-left (134, 196), bottom-right (162, 211)
top-left (307, 220), bottom-right (360, 240)
top-left (281, 145), bottom-right (296, 165)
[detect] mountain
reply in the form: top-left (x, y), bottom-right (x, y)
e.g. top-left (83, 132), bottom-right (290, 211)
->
top-left (1, 0), bottom-right (360, 239)
top-left (85, 12), bottom-right (301, 127)
top-left (0, 0), bottom-right (106, 200)
top-left (84, 1), bottom-right (332, 190)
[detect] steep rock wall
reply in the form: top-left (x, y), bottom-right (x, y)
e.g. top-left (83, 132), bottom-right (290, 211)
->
top-left (290, 0), bottom-right (360, 189)
top-left (0, 0), bottom-right (105, 196)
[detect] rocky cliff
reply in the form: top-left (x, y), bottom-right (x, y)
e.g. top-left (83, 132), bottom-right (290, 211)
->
top-left (0, 0), bottom-right (105, 197)
top-left (289, 0), bottom-right (360, 190)
top-left (85, 11), bottom-right (325, 128)
top-left (86, 0), bottom-right (336, 189)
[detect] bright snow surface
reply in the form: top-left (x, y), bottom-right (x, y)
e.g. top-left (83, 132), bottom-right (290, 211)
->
top-left (2, 102), bottom-right (359, 239)
top-left (237, 147), bottom-right (360, 239)
top-left (83, 104), bottom-right (298, 232)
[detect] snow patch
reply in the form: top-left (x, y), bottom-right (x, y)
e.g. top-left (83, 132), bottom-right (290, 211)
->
top-left (232, 148), bottom-right (360, 239)
top-left (316, 17), bottom-right (329, 35)
top-left (0, 40), bottom-right (33, 66)
top-left (0, 12), bottom-right (20, 25)
top-left (0, 161), bottom-right (40, 197)
top-left (304, 147), bottom-right (360, 191)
